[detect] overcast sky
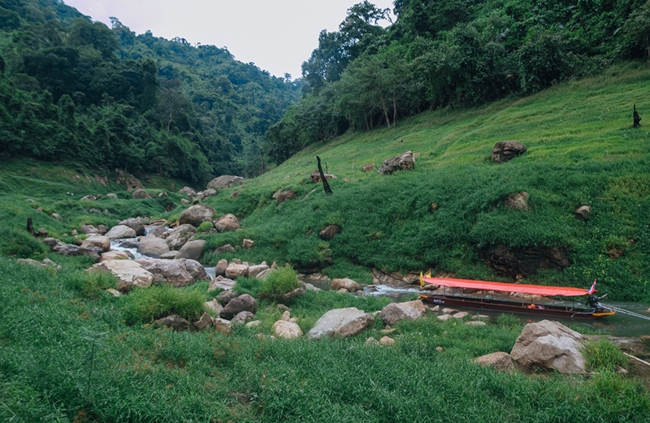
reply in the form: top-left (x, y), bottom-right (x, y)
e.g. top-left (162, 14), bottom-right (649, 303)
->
top-left (63, 0), bottom-right (395, 79)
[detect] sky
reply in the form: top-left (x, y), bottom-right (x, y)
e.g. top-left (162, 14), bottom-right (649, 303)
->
top-left (63, 0), bottom-right (395, 79)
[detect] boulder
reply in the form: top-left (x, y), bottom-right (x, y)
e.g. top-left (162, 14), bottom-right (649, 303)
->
top-left (307, 307), bottom-right (375, 340)
top-left (119, 218), bottom-right (146, 236)
top-left (179, 205), bottom-right (215, 227)
top-left (100, 251), bottom-right (131, 262)
top-left (242, 238), bottom-right (255, 250)
top-left (452, 312), bottom-right (469, 319)
top-left (216, 244), bottom-right (236, 254)
top-left (208, 275), bottom-right (237, 291)
top-left (574, 205), bottom-right (591, 221)
top-left (154, 314), bottom-right (190, 331)
top-left (106, 193), bottom-right (118, 199)
top-left (147, 225), bottom-right (168, 238)
top-left (213, 318), bottom-right (232, 335)
top-left (379, 336), bottom-right (395, 346)
top-left (215, 259), bottom-right (228, 276)
top-left (226, 263), bottom-right (249, 279)
top-left (276, 190), bottom-right (296, 205)
top-left (217, 290), bottom-right (238, 306)
top-left (134, 258), bottom-right (210, 287)
top-left (80, 224), bottom-right (100, 235)
top-left (232, 311), bottom-right (256, 325)
top-left (505, 191), bottom-right (531, 211)
top-left (219, 294), bottom-right (259, 320)
top-left (256, 268), bottom-right (275, 280)
top-left (466, 321), bottom-right (487, 326)
top-left (207, 175), bottom-right (244, 190)
top-left (54, 244), bottom-right (102, 261)
top-left (81, 235), bottom-right (110, 252)
top-left (160, 251), bottom-right (178, 260)
top-left (319, 225), bottom-right (341, 241)
top-left (474, 352), bottom-right (515, 372)
top-left (437, 314), bottom-right (454, 321)
top-left (214, 214), bottom-right (240, 232)
top-left (138, 235), bottom-right (171, 257)
top-left (204, 299), bottom-right (223, 315)
top-left (272, 320), bottom-right (303, 339)
top-left (331, 278), bottom-right (362, 292)
top-left (132, 189), bottom-right (151, 199)
top-left (362, 163), bottom-right (375, 172)
top-left (80, 195), bottom-right (97, 201)
top-left (491, 141), bottom-right (526, 164)
top-left (377, 151), bottom-right (415, 175)
top-left (105, 225), bottom-right (137, 240)
top-left (380, 300), bottom-right (426, 326)
top-left (281, 287), bottom-right (306, 303)
top-left (201, 188), bottom-right (217, 199)
top-left (176, 240), bottom-right (206, 261)
top-left (181, 198), bottom-right (190, 205)
top-left (165, 224), bottom-right (196, 251)
top-left (310, 170), bottom-right (337, 183)
top-left (510, 320), bottom-right (586, 374)
top-left (248, 263), bottom-right (269, 278)
top-left (193, 313), bottom-right (213, 330)
top-left (178, 186), bottom-right (197, 197)
top-left (43, 237), bottom-right (64, 250)
top-left (88, 259), bottom-right (154, 291)
top-left (16, 258), bottom-right (61, 271)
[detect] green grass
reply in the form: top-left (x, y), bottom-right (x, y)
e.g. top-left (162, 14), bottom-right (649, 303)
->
top-left (1, 258), bottom-right (648, 422)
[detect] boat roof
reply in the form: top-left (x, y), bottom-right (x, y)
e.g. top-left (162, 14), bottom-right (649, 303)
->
top-left (422, 276), bottom-right (594, 297)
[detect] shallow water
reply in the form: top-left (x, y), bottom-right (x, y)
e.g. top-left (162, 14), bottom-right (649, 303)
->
top-left (367, 285), bottom-right (650, 337)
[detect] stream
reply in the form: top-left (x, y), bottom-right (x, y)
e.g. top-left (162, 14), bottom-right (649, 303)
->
top-left (110, 236), bottom-right (648, 337)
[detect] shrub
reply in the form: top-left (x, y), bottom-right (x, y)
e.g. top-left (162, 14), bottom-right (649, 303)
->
top-left (584, 338), bottom-right (628, 372)
top-left (258, 267), bottom-right (300, 301)
top-left (65, 270), bottom-right (117, 299)
top-left (196, 221), bottom-right (214, 233)
top-left (0, 229), bottom-right (48, 258)
top-left (121, 285), bottom-right (205, 325)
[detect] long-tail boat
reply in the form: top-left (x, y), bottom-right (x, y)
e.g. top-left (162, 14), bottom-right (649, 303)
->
top-left (419, 276), bottom-right (616, 319)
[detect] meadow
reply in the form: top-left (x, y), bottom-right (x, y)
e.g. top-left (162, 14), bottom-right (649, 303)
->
top-left (1, 64), bottom-right (650, 422)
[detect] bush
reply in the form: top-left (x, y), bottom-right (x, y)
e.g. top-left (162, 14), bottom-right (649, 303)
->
top-left (258, 267), bottom-right (300, 301)
top-left (65, 270), bottom-right (117, 299)
top-left (121, 285), bottom-right (205, 325)
top-left (584, 338), bottom-right (628, 372)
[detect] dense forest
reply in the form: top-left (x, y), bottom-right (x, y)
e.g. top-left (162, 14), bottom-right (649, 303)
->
top-left (266, 0), bottom-right (650, 163)
top-left (0, 0), bottom-right (301, 184)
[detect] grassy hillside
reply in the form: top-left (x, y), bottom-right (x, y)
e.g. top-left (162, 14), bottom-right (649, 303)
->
top-left (196, 63), bottom-right (650, 302)
top-left (1, 65), bottom-right (650, 423)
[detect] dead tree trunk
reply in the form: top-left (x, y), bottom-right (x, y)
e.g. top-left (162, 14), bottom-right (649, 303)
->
top-left (316, 156), bottom-right (332, 195)
top-left (634, 105), bottom-right (642, 128)
top-left (27, 217), bottom-right (37, 237)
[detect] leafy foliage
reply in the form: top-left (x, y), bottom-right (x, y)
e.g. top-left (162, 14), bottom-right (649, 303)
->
top-left (121, 285), bottom-right (205, 325)
top-left (258, 267), bottom-right (300, 301)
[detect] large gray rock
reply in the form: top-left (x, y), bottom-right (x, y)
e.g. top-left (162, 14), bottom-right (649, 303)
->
top-left (207, 175), bottom-right (244, 190)
top-left (154, 314), bottom-right (190, 331)
top-left (273, 320), bottom-right (303, 339)
top-left (380, 300), bottom-right (426, 326)
top-left (215, 258), bottom-right (228, 276)
top-left (491, 141), bottom-right (526, 164)
top-left (135, 258), bottom-right (210, 287)
top-left (80, 225), bottom-right (100, 235)
top-left (138, 235), bottom-right (171, 257)
top-left (307, 307), bottom-right (375, 340)
top-left (179, 205), bottom-right (215, 227)
top-left (377, 151), bottom-right (415, 175)
top-left (81, 235), bottom-right (110, 252)
top-left (510, 320), bottom-right (586, 374)
top-left (105, 225), bottom-right (137, 240)
top-left (247, 263), bottom-right (269, 278)
top-left (474, 352), bottom-right (515, 372)
top-left (214, 214), bottom-right (240, 232)
top-left (176, 240), bottom-right (206, 261)
top-left (331, 278), bottom-right (362, 292)
top-left (132, 189), bottom-right (151, 199)
top-left (119, 218), bottom-right (146, 236)
top-left (53, 244), bottom-right (102, 261)
top-left (88, 259), bottom-right (154, 292)
top-left (208, 275), bottom-right (237, 291)
top-left (219, 294), bottom-right (259, 320)
top-left (505, 191), bottom-right (530, 211)
top-left (225, 263), bottom-right (249, 279)
top-left (166, 224), bottom-right (196, 250)
top-left (178, 186), bottom-right (197, 197)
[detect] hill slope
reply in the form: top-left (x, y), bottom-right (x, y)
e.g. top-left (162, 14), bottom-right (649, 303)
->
top-left (198, 63), bottom-right (650, 302)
